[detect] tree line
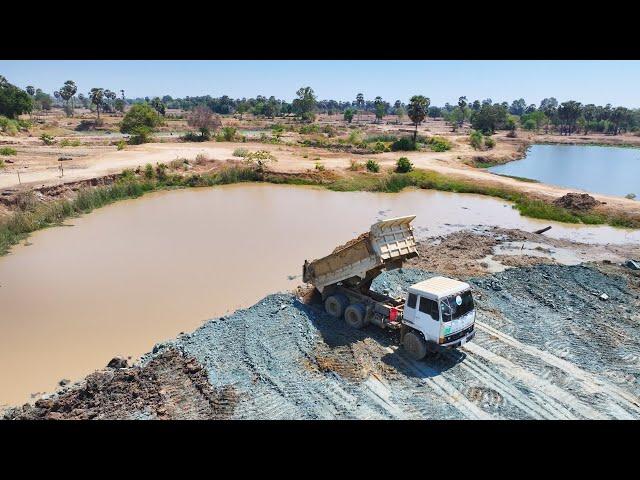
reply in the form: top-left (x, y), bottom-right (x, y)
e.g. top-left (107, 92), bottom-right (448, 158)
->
top-left (2, 74), bottom-right (639, 137)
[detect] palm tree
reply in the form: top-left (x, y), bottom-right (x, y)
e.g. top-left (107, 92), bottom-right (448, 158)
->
top-left (59, 80), bottom-right (77, 117)
top-left (407, 95), bottom-right (430, 142)
top-left (89, 88), bottom-right (105, 120)
top-left (356, 93), bottom-right (364, 123)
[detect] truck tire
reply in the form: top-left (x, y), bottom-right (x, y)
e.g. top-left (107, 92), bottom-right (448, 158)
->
top-left (403, 330), bottom-right (428, 360)
top-left (344, 304), bottom-right (366, 329)
top-left (324, 294), bottom-right (349, 318)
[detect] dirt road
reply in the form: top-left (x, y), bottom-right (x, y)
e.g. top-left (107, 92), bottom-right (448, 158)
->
top-left (3, 138), bottom-right (638, 220)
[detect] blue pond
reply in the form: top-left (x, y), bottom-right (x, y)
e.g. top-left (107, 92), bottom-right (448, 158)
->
top-left (489, 144), bottom-right (639, 198)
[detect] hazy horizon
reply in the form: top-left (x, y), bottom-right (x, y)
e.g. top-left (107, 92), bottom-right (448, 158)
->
top-left (1, 60), bottom-right (639, 107)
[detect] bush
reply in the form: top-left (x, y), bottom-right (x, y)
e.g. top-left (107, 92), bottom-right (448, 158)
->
top-left (0, 117), bottom-right (19, 136)
top-left (40, 133), bottom-right (55, 145)
top-left (144, 163), bottom-right (155, 179)
top-left (365, 134), bottom-right (398, 143)
top-left (60, 139), bottom-right (81, 147)
top-left (523, 119), bottom-right (537, 131)
top-left (0, 147), bottom-right (17, 156)
top-left (181, 131), bottom-right (207, 142)
top-left (349, 159), bottom-right (364, 171)
top-left (395, 157), bottom-right (413, 173)
top-left (120, 104), bottom-right (161, 143)
top-left (366, 159), bottom-right (380, 173)
top-left (233, 148), bottom-right (249, 157)
top-left (426, 136), bottom-right (452, 152)
top-left (625, 193), bottom-right (636, 200)
top-left (117, 140), bottom-right (126, 151)
top-left (314, 161), bottom-right (325, 171)
top-left (0, 159), bottom-right (4, 168)
top-left (219, 126), bottom-right (237, 142)
top-left (391, 137), bottom-right (417, 151)
top-left (469, 130), bottom-right (484, 150)
top-left (484, 136), bottom-right (496, 149)
top-left (373, 141), bottom-right (387, 153)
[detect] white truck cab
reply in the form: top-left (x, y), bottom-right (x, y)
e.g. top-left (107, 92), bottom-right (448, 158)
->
top-left (402, 276), bottom-right (476, 350)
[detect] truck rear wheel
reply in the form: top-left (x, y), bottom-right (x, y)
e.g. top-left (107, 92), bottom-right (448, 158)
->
top-left (403, 330), bottom-right (428, 360)
top-left (324, 294), bottom-right (349, 318)
top-left (344, 304), bottom-right (366, 329)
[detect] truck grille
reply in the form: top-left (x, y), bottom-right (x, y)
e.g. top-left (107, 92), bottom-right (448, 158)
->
top-left (444, 325), bottom-right (474, 344)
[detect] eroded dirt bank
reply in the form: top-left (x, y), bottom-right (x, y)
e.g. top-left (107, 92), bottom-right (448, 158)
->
top-left (5, 229), bottom-right (639, 420)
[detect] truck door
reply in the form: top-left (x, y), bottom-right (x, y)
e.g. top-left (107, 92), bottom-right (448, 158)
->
top-left (416, 296), bottom-right (440, 342)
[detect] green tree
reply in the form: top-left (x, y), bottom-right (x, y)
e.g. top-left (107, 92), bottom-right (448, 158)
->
top-left (374, 96), bottom-right (385, 123)
top-left (407, 95), bottom-right (430, 142)
top-left (150, 97), bottom-right (166, 116)
top-left (343, 108), bottom-right (355, 123)
top-left (356, 93), bottom-right (364, 122)
top-left (0, 77), bottom-right (33, 119)
top-left (89, 88), bottom-right (105, 119)
top-left (59, 80), bottom-right (77, 117)
top-left (292, 86), bottom-right (316, 122)
top-left (557, 101), bottom-right (582, 135)
top-left (120, 103), bottom-right (162, 143)
top-left (471, 103), bottom-right (508, 134)
top-left (457, 96), bottom-right (468, 127)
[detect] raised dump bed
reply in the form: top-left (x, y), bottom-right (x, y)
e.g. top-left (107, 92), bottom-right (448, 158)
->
top-left (302, 215), bottom-right (418, 293)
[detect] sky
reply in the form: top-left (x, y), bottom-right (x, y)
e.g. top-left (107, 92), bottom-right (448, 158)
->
top-left (1, 60), bottom-right (639, 107)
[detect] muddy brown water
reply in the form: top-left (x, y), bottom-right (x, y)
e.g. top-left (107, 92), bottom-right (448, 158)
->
top-left (1, 183), bottom-right (638, 407)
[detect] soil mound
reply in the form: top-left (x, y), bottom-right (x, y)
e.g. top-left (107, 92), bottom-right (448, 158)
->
top-left (554, 193), bottom-right (600, 211)
top-left (4, 349), bottom-right (238, 420)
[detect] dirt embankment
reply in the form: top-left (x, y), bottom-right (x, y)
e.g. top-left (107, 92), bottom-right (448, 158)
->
top-left (5, 349), bottom-right (238, 420)
top-left (4, 228), bottom-right (639, 420)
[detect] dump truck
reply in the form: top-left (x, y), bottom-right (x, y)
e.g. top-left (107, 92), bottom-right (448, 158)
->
top-left (303, 215), bottom-right (476, 360)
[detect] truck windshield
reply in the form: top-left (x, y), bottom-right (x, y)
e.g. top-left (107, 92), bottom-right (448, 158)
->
top-left (440, 291), bottom-right (474, 322)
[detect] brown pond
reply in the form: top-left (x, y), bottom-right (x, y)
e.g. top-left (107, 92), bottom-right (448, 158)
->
top-left (1, 183), bottom-right (638, 407)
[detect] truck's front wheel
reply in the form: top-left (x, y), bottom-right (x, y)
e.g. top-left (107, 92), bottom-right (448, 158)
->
top-left (344, 304), bottom-right (366, 329)
top-left (403, 330), bottom-right (428, 360)
top-left (324, 294), bottom-right (349, 318)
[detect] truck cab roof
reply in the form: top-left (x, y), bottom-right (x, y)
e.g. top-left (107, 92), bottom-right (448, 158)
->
top-left (408, 276), bottom-right (471, 300)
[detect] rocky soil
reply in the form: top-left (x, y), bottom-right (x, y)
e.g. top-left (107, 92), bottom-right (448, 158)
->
top-left (4, 228), bottom-right (640, 420)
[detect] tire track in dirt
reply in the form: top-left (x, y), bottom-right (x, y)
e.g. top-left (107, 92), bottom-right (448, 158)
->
top-left (476, 320), bottom-right (640, 418)
top-left (461, 343), bottom-right (602, 419)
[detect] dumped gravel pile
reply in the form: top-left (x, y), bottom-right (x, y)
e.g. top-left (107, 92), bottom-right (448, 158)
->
top-left (6, 262), bottom-right (640, 420)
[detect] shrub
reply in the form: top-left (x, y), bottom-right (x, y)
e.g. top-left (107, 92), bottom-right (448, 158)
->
top-left (60, 139), bottom-right (81, 147)
top-left (315, 162), bottom-right (325, 171)
top-left (0, 159), bottom-right (4, 168)
top-left (40, 133), bottom-right (55, 145)
top-left (0, 117), bottom-right (19, 136)
top-left (245, 150), bottom-right (277, 175)
top-left (117, 140), bottom-right (126, 151)
top-left (391, 137), bottom-right (417, 151)
top-left (233, 148), bottom-right (249, 157)
top-left (365, 134), bottom-right (398, 143)
top-left (219, 126), bottom-right (237, 142)
top-left (347, 130), bottom-right (363, 145)
top-left (349, 159), bottom-right (364, 171)
top-left (373, 141), bottom-right (387, 153)
top-left (484, 136), bottom-right (496, 149)
top-left (395, 157), bottom-right (413, 173)
top-left (366, 159), bottom-right (380, 173)
top-left (426, 136), bottom-right (452, 152)
top-left (0, 147), bottom-right (17, 156)
top-left (181, 131), bottom-right (208, 142)
top-left (144, 163), bottom-right (155, 179)
top-left (469, 130), bottom-right (484, 150)
top-left (523, 119), bottom-right (537, 131)
top-left (625, 193), bottom-right (637, 200)
top-left (120, 104), bottom-right (161, 143)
